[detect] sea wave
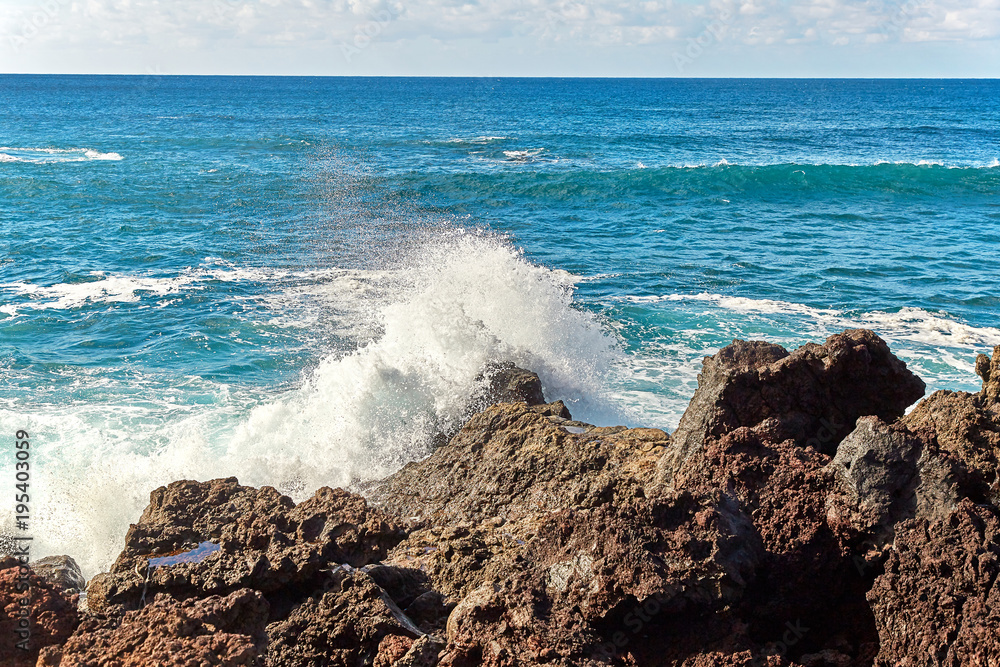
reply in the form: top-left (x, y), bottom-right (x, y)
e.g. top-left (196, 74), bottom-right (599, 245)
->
top-left (1, 233), bottom-right (624, 577)
top-left (0, 147), bottom-right (124, 163)
top-left (627, 293), bottom-right (1000, 349)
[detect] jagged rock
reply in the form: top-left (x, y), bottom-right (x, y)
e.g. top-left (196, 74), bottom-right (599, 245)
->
top-left (868, 499), bottom-right (1000, 666)
top-left (977, 345), bottom-right (1000, 404)
top-left (903, 388), bottom-right (1000, 504)
top-left (265, 569), bottom-right (423, 667)
top-left (30, 556), bottom-right (86, 594)
top-left (658, 330), bottom-right (926, 487)
top-left (475, 362), bottom-right (547, 408)
top-left (0, 564), bottom-right (80, 667)
top-left (43, 588), bottom-right (267, 666)
top-left (394, 635), bottom-right (446, 666)
top-left (438, 491), bottom-right (762, 666)
top-left (826, 416), bottom-right (971, 545)
top-left (368, 403), bottom-right (666, 525)
top-left (671, 426), bottom-right (879, 663)
top-left (87, 478), bottom-right (405, 613)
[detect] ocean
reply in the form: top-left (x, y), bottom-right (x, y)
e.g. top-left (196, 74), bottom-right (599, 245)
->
top-left (2, 76), bottom-right (998, 576)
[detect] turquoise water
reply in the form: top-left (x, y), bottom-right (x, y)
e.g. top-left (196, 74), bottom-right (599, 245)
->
top-left (2, 76), bottom-right (998, 573)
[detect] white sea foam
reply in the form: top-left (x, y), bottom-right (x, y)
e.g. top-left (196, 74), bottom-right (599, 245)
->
top-left (626, 293), bottom-right (1000, 349)
top-left (2, 233), bottom-right (623, 577)
top-left (503, 148), bottom-right (547, 162)
top-left (0, 147), bottom-right (123, 164)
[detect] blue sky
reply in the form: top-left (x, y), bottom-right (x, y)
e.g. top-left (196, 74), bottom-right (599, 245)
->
top-left (2, 0), bottom-right (998, 76)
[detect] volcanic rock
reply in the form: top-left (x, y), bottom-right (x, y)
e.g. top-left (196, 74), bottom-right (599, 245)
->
top-left (868, 499), bottom-right (1000, 666)
top-left (826, 416), bottom-right (972, 545)
top-left (86, 478), bottom-right (405, 613)
top-left (474, 362), bottom-right (547, 408)
top-left (41, 588), bottom-right (268, 666)
top-left (977, 345), bottom-right (1000, 404)
top-left (658, 330), bottom-right (926, 487)
top-left (437, 490), bottom-right (762, 666)
top-left (369, 403), bottom-right (667, 525)
top-left (902, 383), bottom-right (1000, 504)
top-left (264, 568), bottom-right (426, 667)
top-left (29, 555), bottom-right (86, 594)
top-left (0, 564), bottom-right (80, 667)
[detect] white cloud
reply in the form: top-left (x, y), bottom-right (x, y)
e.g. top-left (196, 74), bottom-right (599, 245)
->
top-left (0, 0), bottom-right (997, 72)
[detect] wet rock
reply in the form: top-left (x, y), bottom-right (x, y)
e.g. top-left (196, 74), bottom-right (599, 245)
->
top-left (47, 588), bottom-right (267, 666)
top-left (29, 556), bottom-right (86, 594)
top-left (265, 569), bottom-right (423, 667)
top-left (659, 330), bottom-right (925, 486)
top-left (0, 564), bottom-right (79, 667)
top-left (368, 403), bottom-right (665, 525)
top-left (474, 362), bottom-right (547, 408)
top-left (868, 499), bottom-right (1000, 666)
top-left (87, 478), bottom-right (405, 613)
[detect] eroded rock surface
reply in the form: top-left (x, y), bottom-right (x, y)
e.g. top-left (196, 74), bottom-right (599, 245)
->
top-left (87, 479), bottom-right (405, 613)
top-left (40, 588), bottom-right (267, 667)
top-left (35, 337), bottom-right (1000, 666)
top-left (868, 499), bottom-right (1000, 666)
top-left (369, 403), bottom-right (667, 525)
top-left (0, 564), bottom-right (80, 667)
top-left (658, 330), bottom-right (925, 487)
top-left (265, 569), bottom-right (426, 667)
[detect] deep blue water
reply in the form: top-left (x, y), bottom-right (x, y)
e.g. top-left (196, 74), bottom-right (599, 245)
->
top-left (1, 76), bottom-right (998, 573)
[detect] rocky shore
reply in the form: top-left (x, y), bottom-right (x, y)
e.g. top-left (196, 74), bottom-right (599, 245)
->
top-left (4, 329), bottom-right (999, 666)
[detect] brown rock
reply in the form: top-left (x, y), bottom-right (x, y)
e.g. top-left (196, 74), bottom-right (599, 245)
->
top-left (977, 345), bottom-right (1000, 404)
top-left (29, 556), bottom-right (86, 595)
top-left (439, 491), bottom-right (762, 666)
top-left (903, 388), bottom-right (1000, 504)
top-left (87, 478), bottom-right (405, 613)
top-left (368, 403), bottom-right (665, 525)
top-left (474, 362), bottom-right (547, 408)
top-left (0, 564), bottom-right (79, 667)
top-left (868, 499), bottom-right (1000, 666)
top-left (265, 569), bottom-right (423, 667)
top-left (49, 588), bottom-right (267, 666)
top-left (671, 425), bottom-right (879, 663)
top-left (659, 329), bottom-right (925, 487)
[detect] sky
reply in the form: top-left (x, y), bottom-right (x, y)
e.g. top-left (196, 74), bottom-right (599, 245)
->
top-left (1, 0), bottom-right (998, 77)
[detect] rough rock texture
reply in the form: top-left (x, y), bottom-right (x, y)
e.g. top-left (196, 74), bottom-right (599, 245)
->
top-left (87, 479), bottom-right (405, 613)
top-left (868, 499), bottom-right (1000, 666)
top-left (658, 330), bottom-right (926, 487)
top-left (30, 556), bottom-right (87, 594)
top-left (265, 569), bottom-right (426, 667)
top-left (41, 588), bottom-right (268, 667)
top-left (369, 403), bottom-right (667, 525)
top-left (977, 345), bottom-right (1000, 404)
top-left (438, 492), bottom-right (763, 667)
top-left (0, 564), bottom-right (80, 667)
top-left (826, 416), bottom-right (972, 544)
top-left (902, 348), bottom-right (1000, 504)
top-left (670, 425), bottom-right (879, 664)
top-left (474, 362), bottom-right (547, 408)
top-left (40, 335), bottom-right (1000, 666)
